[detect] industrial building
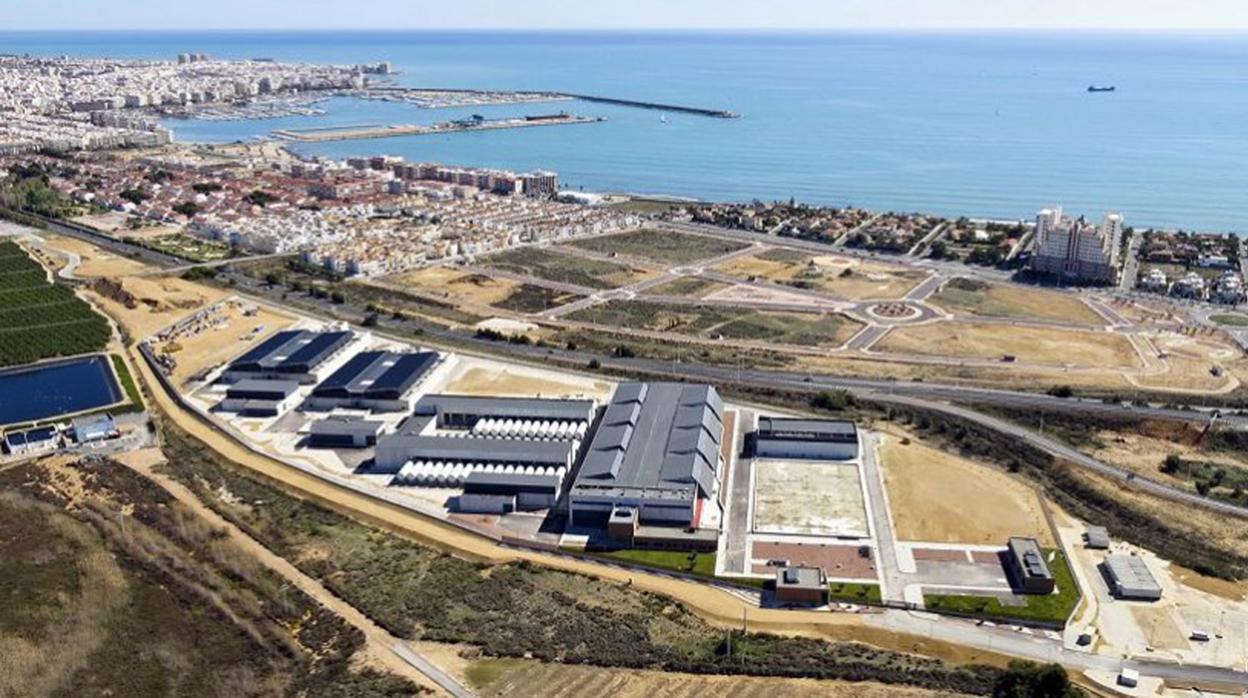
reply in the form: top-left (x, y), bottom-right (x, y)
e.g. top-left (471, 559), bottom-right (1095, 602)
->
top-left (456, 471), bottom-right (564, 513)
top-left (223, 329), bottom-right (353, 384)
top-left (217, 378), bottom-right (301, 417)
top-left (1103, 555), bottom-right (1163, 601)
top-left (2, 425), bottom-right (59, 456)
top-left (754, 417), bottom-right (859, 460)
top-left (1004, 537), bottom-right (1056, 595)
top-left (1085, 525), bottom-right (1111, 550)
top-left (307, 350), bottom-right (439, 412)
top-left (307, 418), bottom-right (384, 449)
top-left (569, 382), bottom-right (725, 537)
top-left (71, 413), bottom-right (118, 444)
top-left (774, 566), bottom-right (828, 605)
top-left (376, 394), bottom-right (593, 492)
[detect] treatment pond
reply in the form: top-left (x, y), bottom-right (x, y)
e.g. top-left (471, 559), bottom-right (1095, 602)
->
top-left (0, 355), bottom-right (123, 426)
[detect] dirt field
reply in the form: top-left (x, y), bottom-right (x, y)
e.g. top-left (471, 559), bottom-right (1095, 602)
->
top-left (386, 266), bottom-right (520, 308)
top-left (715, 251), bottom-right (927, 301)
top-left (878, 434), bottom-right (1054, 546)
top-left (466, 658), bottom-right (958, 698)
top-left (753, 460), bottom-right (869, 537)
top-left (1131, 606), bottom-right (1191, 652)
top-left (42, 233), bottom-right (151, 278)
top-left (874, 321), bottom-right (1140, 369)
top-left (441, 361), bottom-right (615, 401)
top-left (158, 302), bottom-right (296, 386)
top-left (932, 280), bottom-right (1106, 326)
top-left (89, 275), bottom-right (221, 338)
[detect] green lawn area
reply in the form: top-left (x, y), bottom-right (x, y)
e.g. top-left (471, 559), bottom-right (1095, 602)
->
top-left (1211, 313), bottom-right (1248, 327)
top-left (567, 229), bottom-right (747, 266)
top-left (594, 548), bottom-right (719, 577)
top-left (828, 582), bottom-right (883, 605)
top-left (110, 354), bottom-right (144, 409)
top-left (924, 550), bottom-right (1080, 626)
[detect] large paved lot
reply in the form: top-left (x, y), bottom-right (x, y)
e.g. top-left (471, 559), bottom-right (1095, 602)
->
top-left (752, 459), bottom-right (869, 538)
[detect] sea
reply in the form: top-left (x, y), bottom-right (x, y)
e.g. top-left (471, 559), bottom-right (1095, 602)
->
top-left (2, 30), bottom-right (1246, 232)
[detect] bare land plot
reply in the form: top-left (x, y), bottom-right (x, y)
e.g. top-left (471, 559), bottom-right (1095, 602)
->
top-left (715, 251), bottom-right (927, 301)
top-left (753, 460), bottom-right (869, 538)
top-left (42, 233), bottom-right (150, 278)
top-left (442, 362), bottom-right (614, 401)
top-left (931, 278), bottom-right (1105, 326)
top-left (874, 321), bottom-right (1140, 369)
top-left (466, 657), bottom-right (958, 698)
top-left (565, 228), bottom-right (747, 266)
top-left (482, 246), bottom-right (652, 289)
top-left (1130, 332), bottom-right (1245, 392)
top-left (492, 284), bottom-right (583, 314)
top-left (568, 299), bottom-right (861, 347)
top-left (158, 302), bottom-right (295, 386)
top-left (879, 434), bottom-right (1054, 546)
top-left (386, 266), bottom-right (519, 307)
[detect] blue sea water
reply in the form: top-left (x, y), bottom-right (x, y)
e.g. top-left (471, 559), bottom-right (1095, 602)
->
top-left (0, 355), bottom-right (122, 426)
top-left (2, 30), bottom-right (1246, 231)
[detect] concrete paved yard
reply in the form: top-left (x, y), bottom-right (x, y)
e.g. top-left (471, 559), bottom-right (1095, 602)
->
top-left (752, 459), bottom-right (869, 538)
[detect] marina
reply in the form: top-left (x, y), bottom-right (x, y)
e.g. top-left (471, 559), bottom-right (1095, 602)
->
top-left (272, 112), bottom-right (606, 142)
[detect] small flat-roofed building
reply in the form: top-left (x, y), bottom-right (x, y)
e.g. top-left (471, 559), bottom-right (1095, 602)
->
top-left (1085, 525), bottom-right (1110, 550)
top-left (223, 329), bottom-right (354, 384)
top-left (3, 425), bottom-right (59, 456)
top-left (1103, 555), bottom-right (1162, 601)
top-left (570, 382), bottom-right (725, 532)
top-left (457, 470), bottom-right (563, 512)
top-left (308, 350), bottom-right (439, 412)
top-left (1004, 537), bottom-right (1055, 595)
top-left (218, 379), bottom-right (301, 417)
top-left (71, 413), bottom-right (118, 444)
top-left (307, 419), bottom-right (383, 449)
top-left (774, 566), bottom-right (828, 605)
top-left (755, 417), bottom-right (859, 460)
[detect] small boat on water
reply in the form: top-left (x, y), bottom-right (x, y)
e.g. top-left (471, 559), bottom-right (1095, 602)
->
top-left (1087, 85), bottom-right (1116, 93)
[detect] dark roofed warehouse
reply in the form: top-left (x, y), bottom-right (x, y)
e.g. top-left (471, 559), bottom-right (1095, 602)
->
top-left (755, 417), bottom-right (859, 460)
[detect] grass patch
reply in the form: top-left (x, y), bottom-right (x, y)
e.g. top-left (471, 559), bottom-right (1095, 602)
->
top-left (924, 550), bottom-right (1080, 626)
top-left (568, 229), bottom-right (746, 266)
top-left (649, 275), bottom-right (723, 298)
top-left (593, 549), bottom-right (718, 577)
top-left (827, 582), bottom-right (883, 605)
top-left (464, 657), bottom-right (530, 690)
top-left (110, 354), bottom-right (144, 409)
top-left (1211, 313), bottom-right (1248, 327)
top-left (128, 233), bottom-right (234, 262)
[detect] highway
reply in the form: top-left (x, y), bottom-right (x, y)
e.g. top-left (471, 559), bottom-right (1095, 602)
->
top-left (24, 216), bottom-right (1248, 519)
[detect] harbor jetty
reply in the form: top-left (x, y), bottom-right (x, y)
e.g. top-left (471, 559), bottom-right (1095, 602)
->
top-left (358, 86), bottom-right (740, 118)
top-left (566, 93), bottom-right (739, 118)
top-left (271, 113), bottom-right (605, 143)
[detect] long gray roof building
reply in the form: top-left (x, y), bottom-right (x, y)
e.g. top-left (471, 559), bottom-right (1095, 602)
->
top-left (570, 382), bottom-right (724, 527)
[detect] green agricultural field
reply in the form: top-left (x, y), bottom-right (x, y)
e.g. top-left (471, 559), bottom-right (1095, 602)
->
top-left (0, 241), bottom-right (111, 367)
top-left (1211, 313), bottom-right (1248, 327)
top-left (483, 246), bottom-right (648, 289)
top-left (567, 229), bottom-right (747, 266)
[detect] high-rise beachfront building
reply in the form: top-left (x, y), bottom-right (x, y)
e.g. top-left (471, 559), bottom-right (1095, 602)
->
top-left (1030, 206), bottom-right (1123, 284)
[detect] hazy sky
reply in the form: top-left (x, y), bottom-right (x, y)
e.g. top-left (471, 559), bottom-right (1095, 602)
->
top-left (3, 0), bottom-right (1247, 31)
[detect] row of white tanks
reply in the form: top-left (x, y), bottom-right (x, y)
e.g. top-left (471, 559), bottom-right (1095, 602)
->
top-left (471, 418), bottom-right (587, 440)
top-left (392, 462), bottom-right (568, 487)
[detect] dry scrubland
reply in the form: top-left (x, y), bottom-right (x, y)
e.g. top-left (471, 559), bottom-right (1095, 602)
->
top-left (715, 249), bottom-right (927, 300)
top-left (466, 657), bottom-right (971, 698)
top-left (565, 228), bottom-right (748, 266)
top-left (875, 322), bottom-right (1139, 369)
top-left (932, 278), bottom-right (1105, 326)
top-left (483, 246), bottom-right (654, 289)
top-left (0, 458), bottom-right (421, 697)
top-left (879, 434), bottom-right (1055, 546)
